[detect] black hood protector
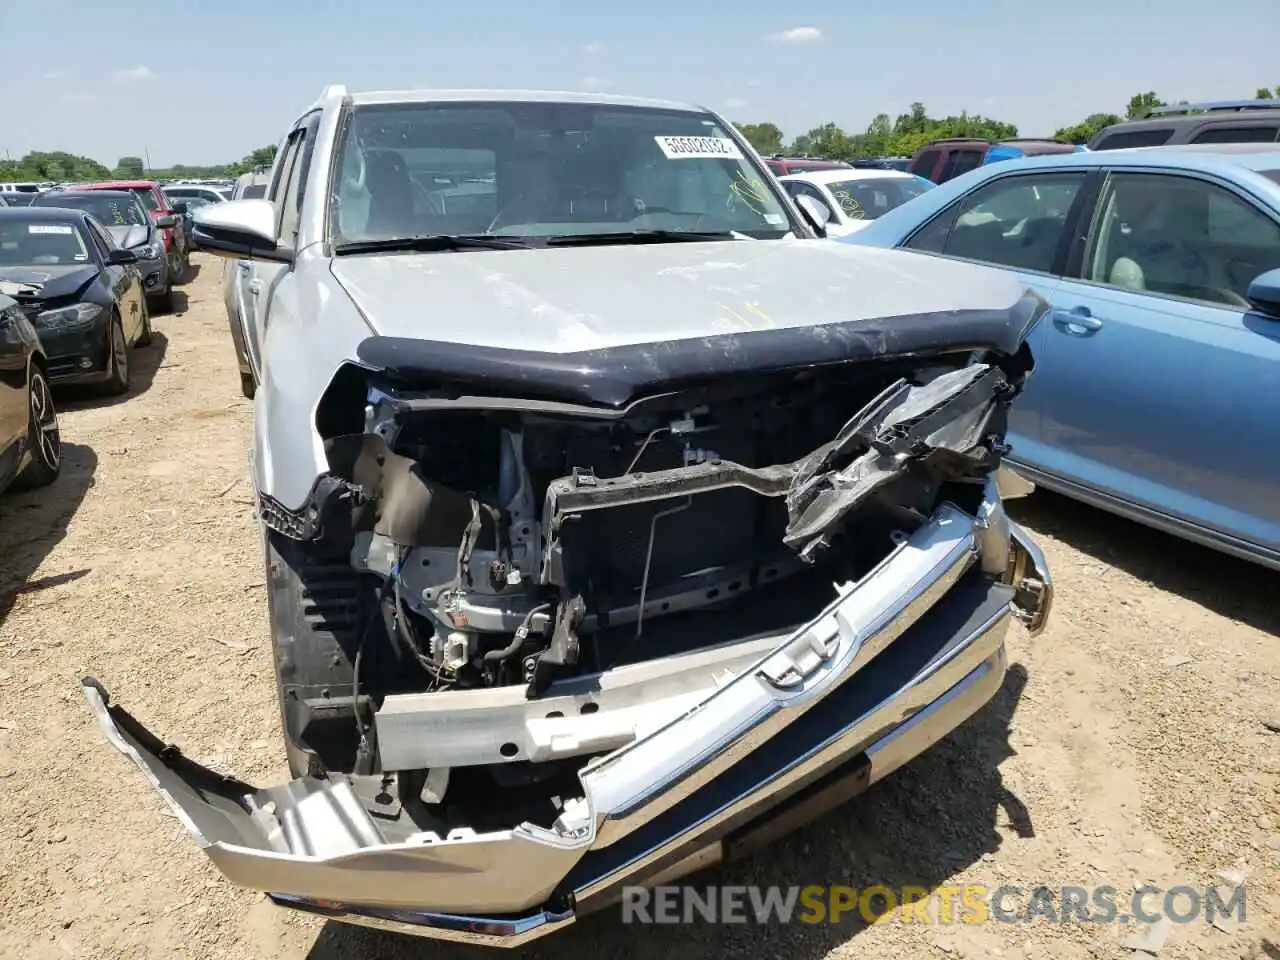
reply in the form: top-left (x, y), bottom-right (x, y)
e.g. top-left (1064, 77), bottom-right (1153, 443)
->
top-left (355, 291), bottom-right (1047, 409)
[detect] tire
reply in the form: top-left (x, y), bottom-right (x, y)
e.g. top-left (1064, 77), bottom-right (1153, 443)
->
top-left (240, 370), bottom-right (257, 399)
top-left (136, 300), bottom-right (154, 346)
top-left (14, 367), bottom-right (61, 489)
top-left (101, 315), bottom-right (131, 396)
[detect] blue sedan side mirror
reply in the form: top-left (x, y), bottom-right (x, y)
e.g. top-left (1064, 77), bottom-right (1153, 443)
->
top-left (1246, 267), bottom-right (1280, 317)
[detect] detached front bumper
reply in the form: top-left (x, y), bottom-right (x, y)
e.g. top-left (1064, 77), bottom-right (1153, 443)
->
top-left (82, 487), bottom-right (1051, 947)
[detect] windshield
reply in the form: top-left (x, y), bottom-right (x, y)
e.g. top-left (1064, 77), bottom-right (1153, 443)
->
top-left (242, 184), bottom-right (267, 199)
top-left (39, 193), bottom-right (147, 227)
top-left (331, 101), bottom-right (796, 244)
top-left (825, 177), bottom-right (933, 221)
top-left (0, 220), bottom-right (90, 265)
top-left (128, 188), bottom-right (160, 212)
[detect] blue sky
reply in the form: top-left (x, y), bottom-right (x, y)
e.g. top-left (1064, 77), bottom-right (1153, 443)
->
top-left (2, 0), bottom-right (1276, 167)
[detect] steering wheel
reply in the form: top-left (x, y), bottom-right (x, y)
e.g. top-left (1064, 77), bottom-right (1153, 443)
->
top-left (487, 187), bottom-right (621, 233)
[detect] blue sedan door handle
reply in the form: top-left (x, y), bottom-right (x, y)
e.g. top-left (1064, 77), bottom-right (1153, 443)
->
top-left (1051, 306), bottom-right (1103, 336)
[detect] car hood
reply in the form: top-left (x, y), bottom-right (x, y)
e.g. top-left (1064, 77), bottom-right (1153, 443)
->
top-left (0, 264), bottom-right (98, 301)
top-left (328, 239), bottom-right (1035, 355)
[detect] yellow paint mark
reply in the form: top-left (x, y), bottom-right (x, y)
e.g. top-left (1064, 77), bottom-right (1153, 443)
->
top-left (744, 302), bottom-right (777, 328)
top-left (717, 302), bottom-right (757, 331)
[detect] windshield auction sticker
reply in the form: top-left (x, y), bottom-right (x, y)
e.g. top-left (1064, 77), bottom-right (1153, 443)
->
top-left (28, 224), bottom-right (74, 235)
top-left (655, 136), bottom-right (744, 160)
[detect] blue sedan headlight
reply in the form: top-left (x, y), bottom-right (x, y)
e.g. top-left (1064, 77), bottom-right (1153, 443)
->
top-left (36, 302), bottom-right (103, 329)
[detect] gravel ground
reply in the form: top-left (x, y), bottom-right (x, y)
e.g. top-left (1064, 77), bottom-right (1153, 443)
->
top-left (0, 255), bottom-right (1276, 960)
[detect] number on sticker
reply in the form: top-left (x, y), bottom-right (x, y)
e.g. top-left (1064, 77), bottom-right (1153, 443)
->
top-left (28, 224), bottom-right (74, 235)
top-left (654, 136), bottom-right (745, 160)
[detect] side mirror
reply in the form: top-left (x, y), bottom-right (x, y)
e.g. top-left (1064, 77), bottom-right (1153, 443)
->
top-left (1246, 267), bottom-right (1280, 316)
top-left (192, 198), bottom-right (291, 263)
top-left (106, 248), bottom-right (138, 265)
top-left (155, 214), bottom-right (177, 228)
top-left (794, 193), bottom-right (832, 235)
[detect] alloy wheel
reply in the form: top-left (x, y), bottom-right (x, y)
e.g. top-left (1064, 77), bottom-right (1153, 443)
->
top-left (29, 373), bottom-right (61, 471)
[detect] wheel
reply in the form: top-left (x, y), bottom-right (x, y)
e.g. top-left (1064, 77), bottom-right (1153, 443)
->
top-left (14, 367), bottom-right (61, 489)
top-left (240, 370), bottom-right (257, 399)
top-left (136, 300), bottom-right (153, 346)
top-left (101, 315), bottom-right (131, 396)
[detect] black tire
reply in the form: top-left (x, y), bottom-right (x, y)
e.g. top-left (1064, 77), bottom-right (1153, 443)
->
top-left (240, 371), bottom-right (256, 399)
top-left (14, 367), bottom-right (61, 489)
top-left (101, 315), bottom-right (131, 396)
top-left (136, 300), bottom-right (154, 346)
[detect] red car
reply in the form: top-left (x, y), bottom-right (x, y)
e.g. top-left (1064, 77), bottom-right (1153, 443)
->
top-left (763, 156), bottom-right (852, 176)
top-left (71, 180), bottom-right (189, 280)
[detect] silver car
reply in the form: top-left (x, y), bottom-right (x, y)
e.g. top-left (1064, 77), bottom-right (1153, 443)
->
top-left (85, 85), bottom-right (1053, 947)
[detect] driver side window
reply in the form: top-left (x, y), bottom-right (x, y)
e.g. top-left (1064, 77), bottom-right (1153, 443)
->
top-left (1085, 173), bottom-right (1280, 307)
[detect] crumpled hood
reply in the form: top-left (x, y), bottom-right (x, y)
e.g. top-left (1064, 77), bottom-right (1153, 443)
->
top-left (107, 224), bottom-right (151, 250)
top-left (328, 239), bottom-right (1032, 354)
top-left (0, 264), bottom-right (98, 301)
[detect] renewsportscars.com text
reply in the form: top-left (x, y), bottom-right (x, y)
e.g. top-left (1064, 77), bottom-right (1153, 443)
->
top-left (621, 884), bottom-right (1247, 926)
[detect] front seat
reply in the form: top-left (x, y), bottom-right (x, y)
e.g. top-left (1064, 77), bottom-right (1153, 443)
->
top-left (363, 150), bottom-right (418, 237)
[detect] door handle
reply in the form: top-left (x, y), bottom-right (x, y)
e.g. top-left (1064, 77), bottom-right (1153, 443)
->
top-left (237, 261), bottom-right (251, 272)
top-left (247, 279), bottom-right (262, 296)
top-left (1051, 306), bottom-right (1103, 336)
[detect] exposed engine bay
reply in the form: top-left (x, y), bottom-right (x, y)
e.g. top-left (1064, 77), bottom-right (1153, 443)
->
top-left (300, 349), bottom-right (1025, 717)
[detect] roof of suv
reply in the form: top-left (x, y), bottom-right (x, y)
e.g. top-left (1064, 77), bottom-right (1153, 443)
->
top-left (1088, 102), bottom-right (1280, 150)
top-left (347, 88), bottom-right (703, 111)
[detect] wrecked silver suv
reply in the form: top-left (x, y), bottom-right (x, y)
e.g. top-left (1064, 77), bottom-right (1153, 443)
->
top-left (83, 85), bottom-right (1052, 946)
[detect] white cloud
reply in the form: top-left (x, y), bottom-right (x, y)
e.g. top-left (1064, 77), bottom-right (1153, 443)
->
top-left (764, 26), bottom-right (821, 44)
top-left (724, 97), bottom-right (748, 109)
top-left (62, 92), bottom-right (103, 104)
top-left (981, 96), bottom-right (999, 106)
top-left (43, 70), bottom-right (64, 80)
top-left (745, 79), bottom-right (764, 88)
top-left (112, 65), bottom-right (157, 83)
top-left (582, 41), bottom-right (603, 55)
top-left (580, 76), bottom-right (605, 91)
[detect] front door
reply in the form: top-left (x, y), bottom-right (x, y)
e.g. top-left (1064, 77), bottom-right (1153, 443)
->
top-left (1032, 169), bottom-right (1280, 552)
top-left (0, 301), bottom-right (28, 477)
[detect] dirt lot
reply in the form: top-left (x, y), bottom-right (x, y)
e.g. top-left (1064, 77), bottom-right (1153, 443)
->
top-left (0, 254), bottom-right (1276, 960)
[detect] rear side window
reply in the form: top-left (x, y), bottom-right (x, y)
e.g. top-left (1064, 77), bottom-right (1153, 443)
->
top-left (243, 184), bottom-right (267, 199)
top-left (939, 149), bottom-right (985, 183)
top-left (911, 150), bottom-right (941, 180)
top-left (905, 171), bottom-right (1086, 274)
top-left (133, 188), bottom-right (160, 212)
top-left (1190, 125), bottom-right (1280, 144)
top-left (1092, 128), bottom-right (1174, 150)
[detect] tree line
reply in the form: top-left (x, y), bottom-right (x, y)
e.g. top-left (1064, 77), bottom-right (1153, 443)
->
top-left (4, 85), bottom-right (1279, 182)
top-left (0, 144), bottom-right (278, 183)
top-left (735, 88), bottom-right (1280, 161)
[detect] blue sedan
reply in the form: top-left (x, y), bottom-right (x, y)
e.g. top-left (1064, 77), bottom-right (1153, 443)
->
top-left (842, 144), bottom-right (1280, 570)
